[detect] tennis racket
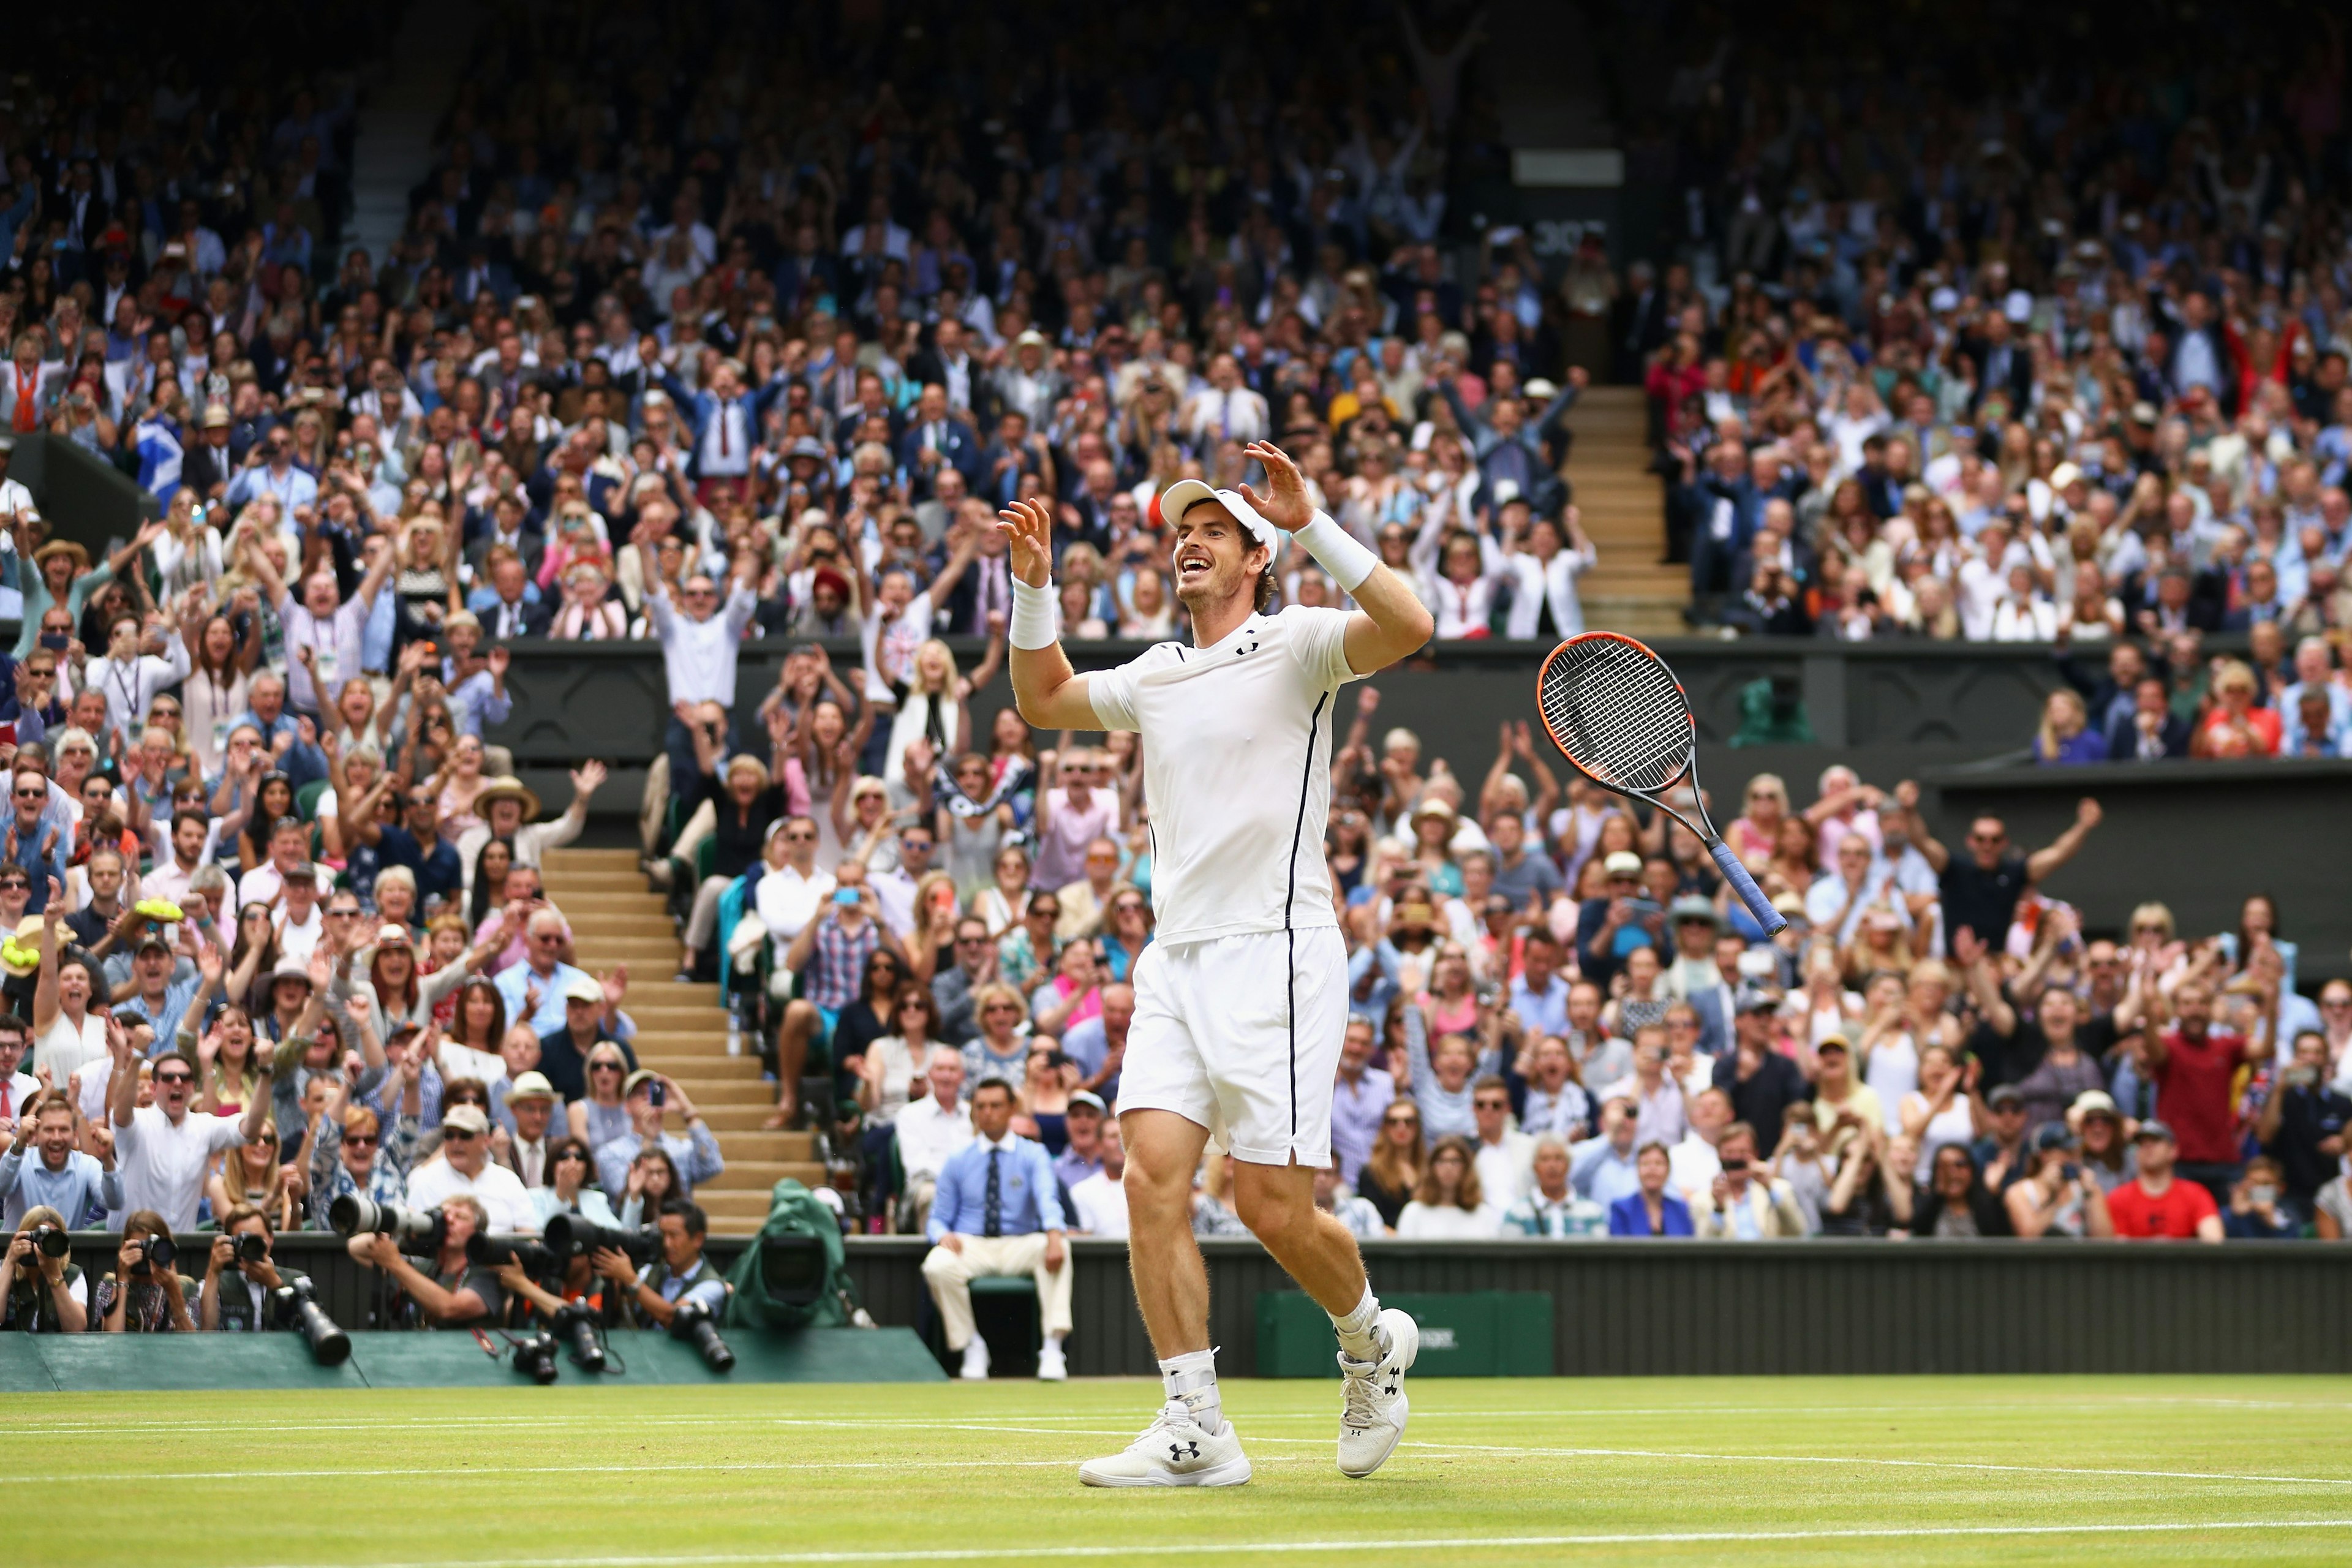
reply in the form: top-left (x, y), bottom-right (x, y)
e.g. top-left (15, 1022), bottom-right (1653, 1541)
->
top-left (1534, 631), bottom-right (1787, 935)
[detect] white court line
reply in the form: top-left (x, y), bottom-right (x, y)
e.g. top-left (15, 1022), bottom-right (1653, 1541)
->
top-left (14, 1457), bottom-right (1325, 1483)
top-left (18, 1433), bottom-right (2350, 1495)
top-left (1374, 1439), bottom-right (2352, 1490)
top-left (233, 1518), bottom-right (2352, 1567)
top-left (9, 1395), bottom-right (2343, 1438)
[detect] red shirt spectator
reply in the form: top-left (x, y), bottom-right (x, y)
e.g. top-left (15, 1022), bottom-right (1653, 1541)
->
top-left (2137, 981), bottom-right (2250, 1169)
top-left (2104, 1124), bottom-right (2224, 1242)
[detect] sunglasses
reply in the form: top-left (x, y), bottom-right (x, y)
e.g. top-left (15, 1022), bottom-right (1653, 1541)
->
top-left (156, 1071), bottom-right (195, 1085)
top-left (555, 1149), bottom-right (587, 1163)
top-left (783, 829), bottom-right (816, 842)
top-left (1384, 1114), bottom-right (1419, 1127)
top-left (442, 1128), bottom-right (478, 1142)
top-left (344, 1134), bottom-right (379, 1149)
top-left (590, 1061), bottom-right (623, 1073)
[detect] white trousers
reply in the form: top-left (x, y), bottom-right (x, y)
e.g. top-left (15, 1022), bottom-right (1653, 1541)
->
top-left (919, 1234), bottom-right (1074, 1350)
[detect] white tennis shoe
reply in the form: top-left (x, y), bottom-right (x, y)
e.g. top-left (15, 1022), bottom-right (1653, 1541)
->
top-left (1079, 1401), bottom-right (1251, 1488)
top-left (1336, 1307), bottom-right (1419, 1478)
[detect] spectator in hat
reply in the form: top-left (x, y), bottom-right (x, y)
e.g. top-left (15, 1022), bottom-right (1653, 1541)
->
top-left (2104, 1122), bottom-right (2223, 1242)
top-left (2002, 1122), bottom-right (2116, 1238)
top-left (451, 763), bottom-right (603, 898)
top-left (1972, 1084), bottom-right (2034, 1192)
top-left (494, 1071), bottom-right (562, 1190)
top-left (404, 1102), bottom-right (537, 1234)
top-left (1578, 849), bottom-right (1660, 986)
top-left (270, 862), bottom-right (326, 965)
top-left (593, 1068), bottom-right (723, 1205)
top-left (1050, 1089), bottom-right (1109, 1193)
top-left (535, 971), bottom-right (636, 1103)
top-left (114, 930), bottom-right (202, 1044)
top-left (1713, 984), bottom-right (1811, 1134)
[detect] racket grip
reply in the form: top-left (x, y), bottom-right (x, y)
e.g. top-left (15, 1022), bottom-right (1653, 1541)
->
top-left (1709, 840), bottom-right (1787, 936)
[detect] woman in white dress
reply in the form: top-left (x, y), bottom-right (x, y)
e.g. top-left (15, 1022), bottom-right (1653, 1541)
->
top-left (1898, 1044), bottom-right (1987, 1173)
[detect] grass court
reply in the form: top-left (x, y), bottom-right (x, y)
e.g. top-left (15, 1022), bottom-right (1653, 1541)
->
top-left (15, 1374), bottom-right (2352, 1564)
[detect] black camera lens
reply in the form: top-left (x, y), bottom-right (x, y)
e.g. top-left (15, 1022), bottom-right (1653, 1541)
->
top-left (28, 1224), bottom-right (67, 1259)
top-left (510, 1332), bottom-right (560, 1385)
top-left (668, 1298), bottom-right (734, 1373)
top-left (230, 1233), bottom-right (268, 1266)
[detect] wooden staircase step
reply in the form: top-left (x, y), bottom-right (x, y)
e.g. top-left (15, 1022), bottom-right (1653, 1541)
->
top-left (636, 1054), bottom-right (766, 1080)
top-left (701, 1159), bottom-right (827, 1189)
top-left (714, 1130), bottom-right (819, 1161)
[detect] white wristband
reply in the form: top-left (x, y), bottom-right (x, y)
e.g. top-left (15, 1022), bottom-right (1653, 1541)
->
top-left (1009, 576), bottom-right (1060, 649)
top-left (1295, 511), bottom-right (1379, 594)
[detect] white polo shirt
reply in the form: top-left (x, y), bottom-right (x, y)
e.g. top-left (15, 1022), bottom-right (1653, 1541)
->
top-left (1087, 602), bottom-right (1360, 944)
top-left (405, 1155), bottom-right (538, 1234)
top-left (115, 1104), bottom-right (247, 1232)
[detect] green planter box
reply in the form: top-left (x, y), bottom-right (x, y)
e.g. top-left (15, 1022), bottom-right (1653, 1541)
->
top-left (1254, 1291), bottom-right (1554, 1378)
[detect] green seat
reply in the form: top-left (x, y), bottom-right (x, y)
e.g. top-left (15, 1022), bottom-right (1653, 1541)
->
top-left (971, 1278), bottom-right (1037, 1298)
top-left (295, 778), bottom-right (331, 821)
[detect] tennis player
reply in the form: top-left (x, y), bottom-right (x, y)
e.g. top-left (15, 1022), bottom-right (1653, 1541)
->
top-left (998, 441), bottom-right (1434, 1487)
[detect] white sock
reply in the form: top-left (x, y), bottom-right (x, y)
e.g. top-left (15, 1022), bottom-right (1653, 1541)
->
top-left (1159, 1348), bottom-right (1224, 1435)
top-left (1331, 1285), bottom-right (1383, 1362)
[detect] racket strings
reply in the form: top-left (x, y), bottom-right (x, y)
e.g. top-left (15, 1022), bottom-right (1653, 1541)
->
top-left (1539, 638), bottom-right (1692, 793)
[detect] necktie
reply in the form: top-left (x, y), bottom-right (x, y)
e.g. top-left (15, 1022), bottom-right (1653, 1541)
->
top-left (718, 403), bottom-right (731, 456)
top-left (1, 1081), bottom-right (10, 1119)
top-left (983, 1147), bottom-right (1003, 1237)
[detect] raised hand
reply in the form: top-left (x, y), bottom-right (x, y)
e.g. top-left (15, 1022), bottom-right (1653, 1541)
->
top-left (1237, 442), bottom-right (1313, 532)
top-left (995, 497), bottom-right (1052, 589)
top-left (571, 760), bottom-right (608, 797)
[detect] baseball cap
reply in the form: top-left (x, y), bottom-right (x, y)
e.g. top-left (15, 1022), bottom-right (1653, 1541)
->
top-left (1734, 982), bottom-right (1781, 1014)
top-left (2070, 1090), bottom-right (2120, 1123)
top-left (1068, 1091), bottom-right (1107, 1114)
top-left (1669, 894), bottom-right (1721, 929)
top-left (623, 1068), bottom-right (662, 1098)
top-left (560, 973), bottom-right (605, 1005)
top-left (505, 1071), bottom-right (558, 1104)
top-left (282, 861), bottom-right (318, 883)
top-left (442, 1104), bottom-right (491, 1135)
top-left (2132, 1120), bottom-right (2176, 1144)
top-left (1987, 1084), bottom-right (2026, 1109)
top-left (1151, 478), bottom-right (1283, 560)
top-left (375, 924), bottom-right (413, 946)
top-left (134, 932), bottom-right (172, 956)
top-left (2029, 1122), bottom-right (2075, 1154)
top-left (1603, 851), bottom-right (1643, 878)
top-left (1814, 1032), bottom-right (1850, 1054)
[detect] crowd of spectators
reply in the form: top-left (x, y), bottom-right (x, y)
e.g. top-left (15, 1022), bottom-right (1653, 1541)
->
top-left (6, 0), bottom-right (2351, 1356)
top-left (1622, 13), bottom-right (2352, 654)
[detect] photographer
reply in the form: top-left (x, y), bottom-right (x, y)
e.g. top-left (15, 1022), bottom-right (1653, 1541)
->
top-left (347, 1193), bottom-right (504, 1329)
top-left (596, 1199), bottom-right (725, 1329)
top-left (93, 1208), bottom-right (197, 1332)
top-left (0, 1205), bottom-right (87, 1332)
top-left (0, 1090), bottom-right (119, 1229)
top-left (200, 1202), bottom-right (306, 1330)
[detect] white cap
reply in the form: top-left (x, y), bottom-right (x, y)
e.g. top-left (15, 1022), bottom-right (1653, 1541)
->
top-left (1153, 479), bottom-right (1284, 562)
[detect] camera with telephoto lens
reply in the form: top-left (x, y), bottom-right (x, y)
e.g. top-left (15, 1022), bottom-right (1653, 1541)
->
top-left (225, 1232), bottom-right (270, 1268)
top-left (466, 1232), bottom-right (560, 1276)
top-left (508, 1330), bottom-right (559, 1384)
top-left (25, 1224), bottom-right (68, 1260)
top-left (129, 1234), bottom-right (177, 1278)
top-left (271, 1277), bottom-right (351, 1366)
top-left (551, 1301), bottom-right (606, 1373)
top-left (328, 1195), bottom-right (447, 1254)
top-left (543, 1212), bottom-right (656, 1267)
top-left (668, 1298), bottom-right (734, 1373)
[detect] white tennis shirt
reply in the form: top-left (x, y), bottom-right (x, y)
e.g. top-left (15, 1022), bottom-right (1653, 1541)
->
top-left (1088, 605), bottom-right (1362, 946)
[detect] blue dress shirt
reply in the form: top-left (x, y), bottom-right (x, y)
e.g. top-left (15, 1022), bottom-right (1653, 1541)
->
top-left (928, 1133), bottom-right (1064, 1242)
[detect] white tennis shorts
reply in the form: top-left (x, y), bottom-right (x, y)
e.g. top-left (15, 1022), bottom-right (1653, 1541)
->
top-left (1117, 925), bottom-right (1348, 1167)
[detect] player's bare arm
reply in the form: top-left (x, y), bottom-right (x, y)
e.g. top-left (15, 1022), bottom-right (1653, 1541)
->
top-left (1237, 440), bottom-right (1433, 673)
top-left (997, 496), bottom-right (1101, 729)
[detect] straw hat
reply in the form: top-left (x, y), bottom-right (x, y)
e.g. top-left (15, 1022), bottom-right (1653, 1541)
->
top-left (473, 776), bottom-right (543, 820)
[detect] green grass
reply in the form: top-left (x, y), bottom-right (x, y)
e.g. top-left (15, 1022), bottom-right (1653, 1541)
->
top-left (13, 1375), bottom-right (2352, 1565)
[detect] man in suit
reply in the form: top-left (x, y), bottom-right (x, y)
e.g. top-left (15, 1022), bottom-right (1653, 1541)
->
top-left (898, 382), bottom-right (980, 503)
top-left (179, 406), bottom-right (238, 500)
top-left (1675, 438), bottom-right (1768, 605)
top-left (1966, 309), bottom-right (2036, 415)
top-left (1183, 352), bottom-right (1272, 448)
top-left (470, 547), bottom-right (552, 641)
top-left (905, 318), bottom-right (990, 425)
top-left (2105, 676), bottom-right (2192, 761)
top-left (466, 492), bottom-right (546, 583)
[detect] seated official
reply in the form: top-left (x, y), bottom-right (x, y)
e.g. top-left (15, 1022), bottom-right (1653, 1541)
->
top-left (348, 1194), bottom-right (506, 1329)
top-left (0, 1205), bottom-right (88, 1332)
top-left (94, 1208), bottom-right (200, 1331)
top-left (920, 1077), bottom-right (1072, 1381)
top-left (200, 1204), bottom-right (307, 1331)
top-left (595, 1199), bottom-right (728, 1327)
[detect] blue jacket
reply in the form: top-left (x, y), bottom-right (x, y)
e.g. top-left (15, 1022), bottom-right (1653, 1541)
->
top-left (1608, 1191), bottom-right (1695, 1237)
